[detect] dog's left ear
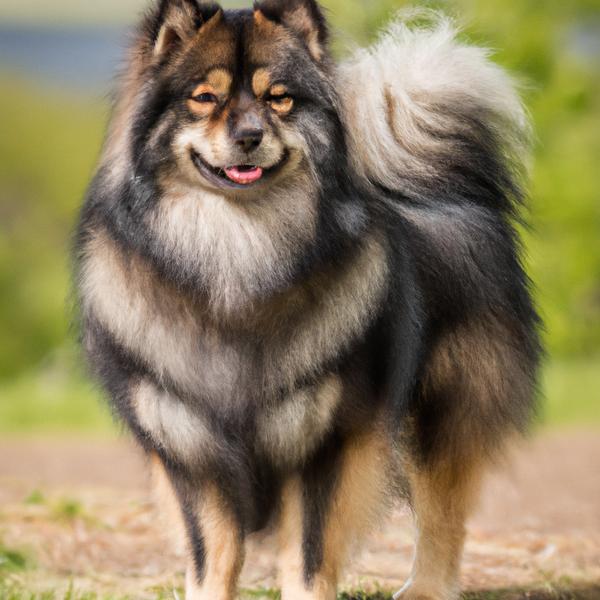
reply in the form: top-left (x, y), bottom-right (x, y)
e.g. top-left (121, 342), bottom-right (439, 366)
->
top-left (254, 0), bottom-right (329, 61)
top-left (151, 0), bottom-right (222, 57)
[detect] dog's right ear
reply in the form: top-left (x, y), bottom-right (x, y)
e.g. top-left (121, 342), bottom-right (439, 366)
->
top-left (253, 0), bottom-right (329, 62)
top-left (150, 0), bottom-right (222, 57)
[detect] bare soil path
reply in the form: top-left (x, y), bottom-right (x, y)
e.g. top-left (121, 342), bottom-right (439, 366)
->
top-left (0, 431), bottom-right (599, 598)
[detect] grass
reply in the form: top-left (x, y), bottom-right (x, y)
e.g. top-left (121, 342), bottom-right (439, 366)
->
top-left (0, 582), bottom-right (274, 600)
top-left (0, 547), bottom-right (30, 574)
top-left (23, 491), bottom-right (45, 506)
top-left (1, 582), bottom-right (600, 600)
top-left (1, 538), bottom-right (599, 600)
top-left (51, 499), bottom-right (84, 522)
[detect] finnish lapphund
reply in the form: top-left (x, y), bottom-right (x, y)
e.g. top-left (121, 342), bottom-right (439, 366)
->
top-left (74, 1), bottom-right (541, 598)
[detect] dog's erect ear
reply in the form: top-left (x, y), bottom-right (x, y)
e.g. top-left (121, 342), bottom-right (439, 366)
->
top-left (151, 0), bottom-right (222, 57)
top-left (254, 0), bottom-right (329, 61)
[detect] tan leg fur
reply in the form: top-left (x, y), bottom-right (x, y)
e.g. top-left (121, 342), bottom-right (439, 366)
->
top-left (395, 458), bottom-right (483, 600)
top-left (279, 428), bottom-right (391, 600)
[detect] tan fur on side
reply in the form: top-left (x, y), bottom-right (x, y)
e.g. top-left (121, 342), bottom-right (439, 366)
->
top-left (279, 427), bottom-right (392, 600)
top-left (100, 36), bottom-right (149, 191)
top-left (418, 317), bottom-right (534, 462)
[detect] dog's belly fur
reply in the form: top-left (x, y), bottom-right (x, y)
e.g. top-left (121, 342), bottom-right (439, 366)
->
top-left (80, 227), bottom-right (389, 471)
top-left (132, 373), bottom-right (344, 470)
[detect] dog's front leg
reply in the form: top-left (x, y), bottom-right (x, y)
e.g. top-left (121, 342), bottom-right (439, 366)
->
top-left (152, 455), bottom-right (244, 600)
top-left (278, 428), bottom-right (391, 600)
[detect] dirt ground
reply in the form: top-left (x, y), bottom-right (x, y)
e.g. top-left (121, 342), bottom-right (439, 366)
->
top-left (0, 430), bottom-right (599, 598)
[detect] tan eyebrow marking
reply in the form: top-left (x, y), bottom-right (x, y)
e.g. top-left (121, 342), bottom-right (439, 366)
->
top-left (252, 68), bottom-right (271, 97)
top-left (206, 68), bottom-right (232, 96)
top-left (270, 84), bottom-right (287, 97)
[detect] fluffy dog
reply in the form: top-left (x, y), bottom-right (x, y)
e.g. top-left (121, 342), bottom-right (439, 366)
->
top-left (74, 1), bottom-right (541, 598)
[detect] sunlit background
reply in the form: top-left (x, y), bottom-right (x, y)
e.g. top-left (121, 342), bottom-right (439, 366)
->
top-left (1, 0), bottom-right (599, 435)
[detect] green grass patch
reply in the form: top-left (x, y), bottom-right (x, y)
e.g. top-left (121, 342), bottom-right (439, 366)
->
top-left (0, 545), bottom-right (32, 574)
top-left (240, 589), bottom-right (280, 599)
top-left (0, 582), bottom-right (115, 600)
top-left (23, 490), bottom-right (45, 506)
top-left (51, 499), bottom-right (84, 522)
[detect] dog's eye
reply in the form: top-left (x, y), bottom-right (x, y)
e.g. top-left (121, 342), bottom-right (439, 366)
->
top-left (268, 94), bottom-right (294, 114)
top-left (188, 84), bottom-right (219, 115)
top-left (192, 92), bottom-right (218, 104)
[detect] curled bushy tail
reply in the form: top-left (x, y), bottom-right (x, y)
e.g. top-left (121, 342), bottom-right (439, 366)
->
top-left (337, 12), bottom-right (531, 213)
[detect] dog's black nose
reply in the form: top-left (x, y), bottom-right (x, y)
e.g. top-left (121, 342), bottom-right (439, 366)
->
top-left (234, 128), bottom-right (263, 153)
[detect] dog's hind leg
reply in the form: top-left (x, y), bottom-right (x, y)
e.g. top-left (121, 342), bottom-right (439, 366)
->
top-left (151, 456), bottom-right (244, 600)
top-left (394, 455), bottom-right (482, 600)
top-left (395, 317), bottom-right (538, 600)
top-left (278, 426), bottom-right (392, 600)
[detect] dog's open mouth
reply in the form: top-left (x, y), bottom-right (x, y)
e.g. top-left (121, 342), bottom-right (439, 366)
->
top-left (191, 150), bottom-right (289, 189)
top-left (223, 165), bottom-right (263, 184)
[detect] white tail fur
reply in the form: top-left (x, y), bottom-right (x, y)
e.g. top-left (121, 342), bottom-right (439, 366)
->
top-left (337, 11), bottom-right (531, 210)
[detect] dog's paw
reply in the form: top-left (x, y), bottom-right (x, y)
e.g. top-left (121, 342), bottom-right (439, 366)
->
top-left (393, 590), bottom-right (434, 600)
top-left (393, 581), bottom-right (459, 600)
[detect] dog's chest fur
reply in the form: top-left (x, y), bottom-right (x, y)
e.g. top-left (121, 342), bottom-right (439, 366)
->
top-left (80, 227), bottom-right (388, 465)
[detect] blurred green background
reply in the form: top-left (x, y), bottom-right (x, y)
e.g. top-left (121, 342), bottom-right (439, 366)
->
top-left (0, 0), bottom-right (598, 434)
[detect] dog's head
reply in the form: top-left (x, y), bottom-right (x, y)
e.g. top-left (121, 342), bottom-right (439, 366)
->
top-left (91, 0), bottom-right (367, 312)
top-left (121, 0), bottom-right (340, 196)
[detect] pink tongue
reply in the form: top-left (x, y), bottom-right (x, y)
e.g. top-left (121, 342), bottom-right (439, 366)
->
top-left (224, 166), bottom-right (263, 184)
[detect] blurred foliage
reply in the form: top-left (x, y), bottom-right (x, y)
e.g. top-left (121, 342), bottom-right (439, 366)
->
top-left (0, 0), bottom-right (599, 431)
top-left (0, 85), bottom-right (105, 378)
